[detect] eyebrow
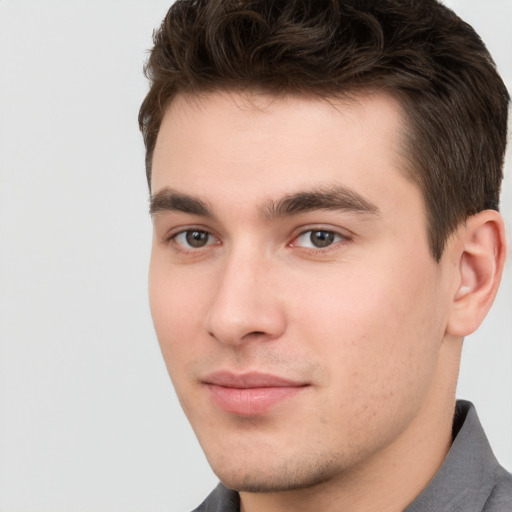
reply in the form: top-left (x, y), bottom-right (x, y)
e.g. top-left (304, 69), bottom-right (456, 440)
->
top-left (150, 188), bottom-right (213, 217)
top-left (149, 185), bottom-right (380, 219)
top-left (262, 186), bottom-right (380, 219)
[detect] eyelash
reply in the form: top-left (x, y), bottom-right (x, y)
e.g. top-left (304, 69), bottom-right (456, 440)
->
top-left (164, 228), bottom-right (220, 253)
top-left (164, 226), bottom-right (351, 254)
top-left (290, 228), bottom-right (349, 252)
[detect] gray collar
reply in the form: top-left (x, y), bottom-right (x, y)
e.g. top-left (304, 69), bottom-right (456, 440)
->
top-left (404, 400), bottom-right (507, 511)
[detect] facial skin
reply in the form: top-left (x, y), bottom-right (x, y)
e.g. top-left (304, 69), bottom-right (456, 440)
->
top-left (148, 91), bottom-right (502, 511)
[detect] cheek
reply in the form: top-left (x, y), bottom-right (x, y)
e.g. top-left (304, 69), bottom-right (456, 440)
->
top-left (289, 256), bottom-right (444, 398)
top-left (288, 268), bottom-right (444, 449)
top-left (148, 256), bottom-right (208, 375)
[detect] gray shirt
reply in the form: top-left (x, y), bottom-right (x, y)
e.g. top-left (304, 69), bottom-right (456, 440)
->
top-left (192, 401), bottom-right (512, 511)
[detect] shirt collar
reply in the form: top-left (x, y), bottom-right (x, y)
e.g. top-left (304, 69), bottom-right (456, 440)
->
top-left (405, 400), bottom-right (501, 512)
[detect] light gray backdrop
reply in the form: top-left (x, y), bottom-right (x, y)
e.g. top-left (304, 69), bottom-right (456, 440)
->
top-left (0, 1), bottom-right (510, 511)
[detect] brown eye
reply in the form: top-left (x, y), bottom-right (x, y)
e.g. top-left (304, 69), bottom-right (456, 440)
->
top-left (173, 230), bottom-right (217, 249)
top-left (293, 229), bottom-right (343, 249)
top-left (309, 230), bottom-right (336, 248)
top-left (186, 230), bottom-right (210, 248)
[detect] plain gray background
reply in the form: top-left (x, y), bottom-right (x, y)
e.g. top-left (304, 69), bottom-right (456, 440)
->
top-left (0, 1), bottom-right (511, 511)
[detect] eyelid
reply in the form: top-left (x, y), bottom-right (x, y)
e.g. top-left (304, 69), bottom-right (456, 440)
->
top-left (289, 226), bottom-right (352, 250)
top-left (162, 225), bottom-right (221, 249)
top-left (175, 230), bottom-right (218, 248)
top-left (159, 223), bottom-right (351, 252)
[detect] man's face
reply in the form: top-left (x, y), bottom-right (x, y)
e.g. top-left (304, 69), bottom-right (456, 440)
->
top-left (149, 91), bottom-right (456, 492)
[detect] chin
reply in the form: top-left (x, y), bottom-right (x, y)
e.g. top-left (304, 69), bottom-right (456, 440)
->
top-left (210, 453), bottom-right (341, 493)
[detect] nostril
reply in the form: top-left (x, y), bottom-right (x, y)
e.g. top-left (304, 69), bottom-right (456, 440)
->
top-left (241, 331), bottom-right (268, 342)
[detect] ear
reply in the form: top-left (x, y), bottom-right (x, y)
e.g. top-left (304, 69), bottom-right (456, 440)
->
top-left (447, 210), bottom-right (508, 337)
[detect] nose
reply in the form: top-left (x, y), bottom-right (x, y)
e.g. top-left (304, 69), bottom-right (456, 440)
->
top-left (204, 248), bottom-right (287, 346)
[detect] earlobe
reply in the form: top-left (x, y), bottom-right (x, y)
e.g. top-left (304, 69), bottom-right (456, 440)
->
top-left (447, 210), bottom-right (507, 338)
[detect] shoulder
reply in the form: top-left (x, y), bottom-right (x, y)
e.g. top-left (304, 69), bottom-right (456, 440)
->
top-left (482, 465), bottom-right (512, 511)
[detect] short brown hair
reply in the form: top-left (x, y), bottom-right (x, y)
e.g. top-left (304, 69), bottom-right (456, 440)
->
top-left (139, 0), bottom-right (509, 260)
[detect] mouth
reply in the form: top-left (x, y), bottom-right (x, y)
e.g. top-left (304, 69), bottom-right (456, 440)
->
top-left (203, 371), bottom-right (309, 416)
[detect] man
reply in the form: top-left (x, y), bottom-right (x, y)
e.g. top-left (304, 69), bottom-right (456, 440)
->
top-left (139, 0), bottom-right (511, 510)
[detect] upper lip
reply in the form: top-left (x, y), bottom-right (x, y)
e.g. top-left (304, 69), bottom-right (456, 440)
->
top-left (203, 371), bottom-right (307, 389)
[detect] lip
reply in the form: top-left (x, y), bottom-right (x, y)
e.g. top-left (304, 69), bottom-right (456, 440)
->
top-left (203, 371), bottom-right (309, 416)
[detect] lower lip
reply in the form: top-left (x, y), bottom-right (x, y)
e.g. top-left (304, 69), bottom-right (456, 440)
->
top-left (206, 384), bottom-right (305, 415)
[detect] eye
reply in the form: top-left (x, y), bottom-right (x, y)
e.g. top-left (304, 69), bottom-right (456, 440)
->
top-left (172, 229), bottom-right (219, 249)
top-left (292, 229), bottom-right (344, 249)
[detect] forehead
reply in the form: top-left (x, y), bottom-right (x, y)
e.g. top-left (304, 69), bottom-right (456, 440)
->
top-left (151, 90), bottom-right (417, 217)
